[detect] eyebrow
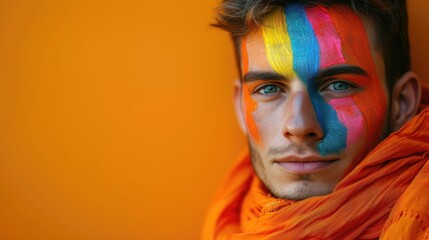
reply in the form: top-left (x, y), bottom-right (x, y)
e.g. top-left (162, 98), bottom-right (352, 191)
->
top-left (316, 65), bottom-right (368, 80)
top-left (243, 71), bottom-right (286, 82)
top-left (242, 65), bottom-right (368, 83)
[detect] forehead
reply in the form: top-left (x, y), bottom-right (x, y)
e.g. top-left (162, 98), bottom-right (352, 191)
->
top-left (242, 4), bottom-right (382, 79)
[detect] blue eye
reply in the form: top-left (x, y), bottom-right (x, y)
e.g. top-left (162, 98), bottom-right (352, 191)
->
top-left (258, 85), bottom-right (281, 95)
top-left (328, 81), bottom-right (350, 91)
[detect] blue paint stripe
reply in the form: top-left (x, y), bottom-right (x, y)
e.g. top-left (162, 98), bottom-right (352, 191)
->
top-left (284, 4), bottom-right (347, 155)
top-left (284, 4), bottom-right (319, 82)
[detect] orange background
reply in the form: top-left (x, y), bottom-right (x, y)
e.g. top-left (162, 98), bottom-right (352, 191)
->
top-left (0, 0), bottom-right (427, 239)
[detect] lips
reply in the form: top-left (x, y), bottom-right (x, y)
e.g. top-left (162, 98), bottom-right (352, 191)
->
top-left (273, 156), bottom-right (338, 174)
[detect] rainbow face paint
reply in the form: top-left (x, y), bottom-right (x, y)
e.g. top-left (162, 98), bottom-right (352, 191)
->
top-left (283, 4), bottom-right (348, 155)
top-left (240, 4), bottom-right (388, 199)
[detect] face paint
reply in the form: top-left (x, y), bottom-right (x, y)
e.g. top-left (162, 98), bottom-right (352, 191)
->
top-left (241, 38), bottom-right (261, 144)
top-left (284, 4), bottom-right (320, 81)
top-left (328, 6), bottom-right (388, 149)
top-left (240, 4), bottom-right (388, 199)
top-left (262, 4), bottom-right (347, 155)
top-left (329, 98), bottom-right (364, 147)
top-left (305, 6), bottom-right (345, 68)
top-left (261, 9), bottom-right (293, 77)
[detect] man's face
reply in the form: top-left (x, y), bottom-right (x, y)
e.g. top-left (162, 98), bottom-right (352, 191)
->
top-left (238, 4), bottom-right (389, 200)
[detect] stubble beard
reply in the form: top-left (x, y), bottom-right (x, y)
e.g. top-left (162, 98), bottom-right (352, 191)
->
top-left (248, 140), bottom-right (328, 200)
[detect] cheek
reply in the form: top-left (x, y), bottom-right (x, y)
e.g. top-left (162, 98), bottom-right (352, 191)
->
top-left (328, 81), bottom-right (388, 159)
top-left (353, 83), bottom-right (388, 144)
top-left (242, 85), bottom-right (261, 144)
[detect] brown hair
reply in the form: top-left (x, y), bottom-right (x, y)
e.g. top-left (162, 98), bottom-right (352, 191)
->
top-left (213, 0), bottom-right (410, 91)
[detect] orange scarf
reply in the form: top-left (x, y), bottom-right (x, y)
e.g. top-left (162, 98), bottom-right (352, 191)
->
top-left (203, 84), bottom-right (429, 240)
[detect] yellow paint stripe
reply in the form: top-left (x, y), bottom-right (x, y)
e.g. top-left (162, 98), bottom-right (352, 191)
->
top-left (261, 8), bottom-right (293, 76)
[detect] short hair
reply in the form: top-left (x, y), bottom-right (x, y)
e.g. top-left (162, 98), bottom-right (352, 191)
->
top-left (213, 0), bottom-right (410, 91)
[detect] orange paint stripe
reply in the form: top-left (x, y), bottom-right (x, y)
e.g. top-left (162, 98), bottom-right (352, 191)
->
top-left (328, 5), bottom-right (387, 148)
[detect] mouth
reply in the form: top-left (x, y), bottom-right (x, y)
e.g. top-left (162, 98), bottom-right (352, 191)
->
top-left (273, 156), bottom-right (339, 174)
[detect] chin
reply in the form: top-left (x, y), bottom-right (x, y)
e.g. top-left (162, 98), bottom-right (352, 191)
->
top-left (266, 179), bottom-right (335, 200)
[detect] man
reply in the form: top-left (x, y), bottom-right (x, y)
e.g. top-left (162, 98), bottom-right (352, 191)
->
top-left (203, 0), bottom-right (429, 239)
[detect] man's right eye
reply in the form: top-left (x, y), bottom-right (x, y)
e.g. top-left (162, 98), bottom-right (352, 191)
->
top-left (257, 85), bottom-right (281, 95)
top-left (327, 81), bottom-right (351, 91)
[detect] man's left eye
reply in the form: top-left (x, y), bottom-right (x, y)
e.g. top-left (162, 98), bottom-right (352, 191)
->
top-left (327, 81), bottom-right (350, 91)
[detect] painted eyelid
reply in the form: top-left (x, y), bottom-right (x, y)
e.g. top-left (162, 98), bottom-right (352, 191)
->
top-left (318, 81), bottom-right (363, 99)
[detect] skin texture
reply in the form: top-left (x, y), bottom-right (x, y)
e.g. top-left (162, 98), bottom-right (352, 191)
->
top-left (237, 4), bottom-right (390, 200)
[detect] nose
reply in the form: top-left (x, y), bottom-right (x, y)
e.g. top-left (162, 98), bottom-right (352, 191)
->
top-left (283, 89), bottom-right (324, 143)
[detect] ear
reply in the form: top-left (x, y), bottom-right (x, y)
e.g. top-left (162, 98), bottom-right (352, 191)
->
top-left (233, 79), bottom-right (247, 134)
top-left (390, 71), bottom-right (422, 131)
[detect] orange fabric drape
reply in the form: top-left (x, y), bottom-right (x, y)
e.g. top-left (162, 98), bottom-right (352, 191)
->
top-left (203, 84), bottom-right (429, 240)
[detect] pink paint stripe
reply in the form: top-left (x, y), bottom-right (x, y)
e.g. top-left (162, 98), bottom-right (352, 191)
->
top-left (329, 98), bottom-right (364, 147)
top-left (305, 6), bottom-right (345, 68)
